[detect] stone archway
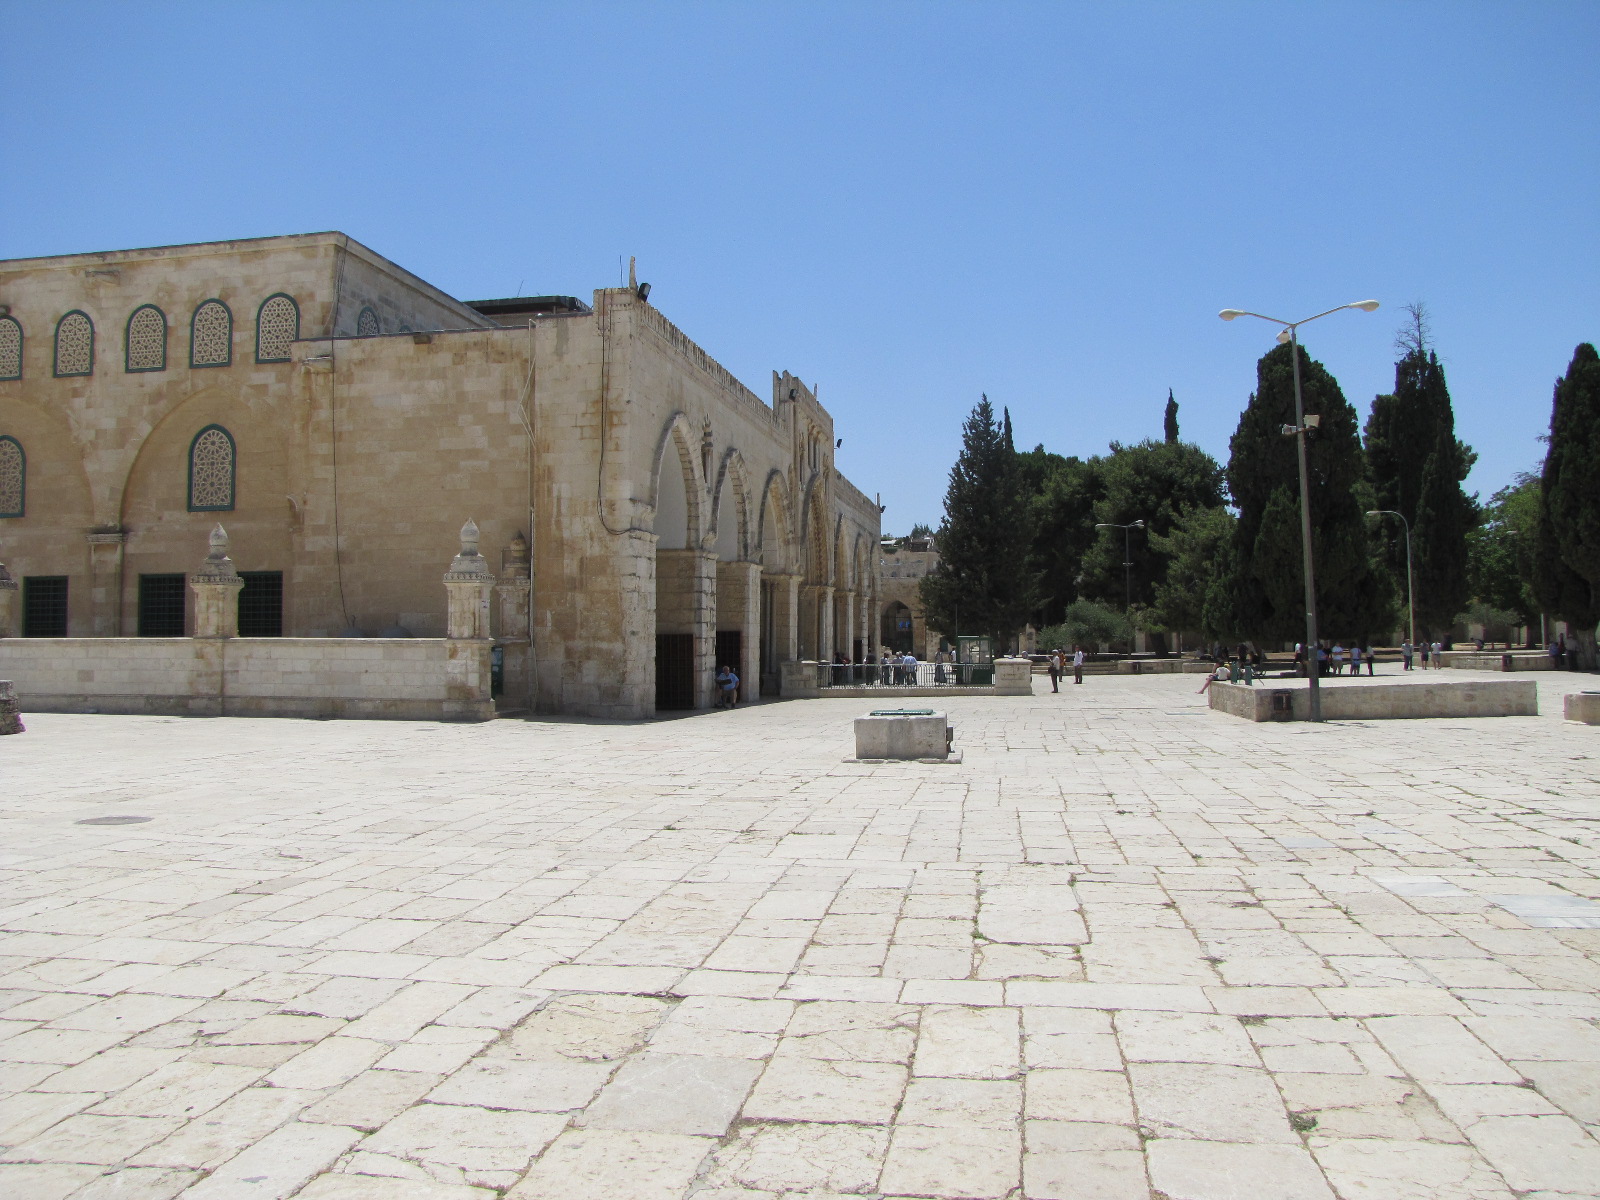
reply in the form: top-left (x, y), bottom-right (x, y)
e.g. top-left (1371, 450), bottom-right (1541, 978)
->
top-left (882, 600), bottom-right (914, 654)
top-left (651, 416), bottom-right (709, 711)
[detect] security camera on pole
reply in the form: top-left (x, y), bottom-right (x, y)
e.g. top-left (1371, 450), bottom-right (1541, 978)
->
top-left (1219, 301), bottom-right (1380, 722)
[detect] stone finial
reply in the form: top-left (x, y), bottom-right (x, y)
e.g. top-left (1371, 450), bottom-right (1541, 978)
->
top-left (193, 523), bottom-right (241, 583)
top-left (502, 531), bottom-right (531, 580)
top-left (446, 518), bottom-right (493, 580)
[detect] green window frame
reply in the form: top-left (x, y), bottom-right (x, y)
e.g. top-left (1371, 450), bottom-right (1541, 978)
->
top-left (187, 424), bottom-right (236, 512)
top-left (0, 315), bottom-right (22, 380)
top-left (125, 304), bottom-right (168, 373)
top-left (0, 435), bottom-right (23, 518)
top-left (255, 293), bottom-right (300, 363)
top-left (190, 299), bottom-right (233, 368)
top-left (53, 310), bottom-right (95, 378)
top-left (356, 306), bottom-right (381, 337)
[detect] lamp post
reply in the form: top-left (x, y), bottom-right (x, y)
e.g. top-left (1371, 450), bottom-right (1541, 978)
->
top-left (1219, 300), bottom-right (1380, 722)
top-left (1366, 510), bottom-right (1415, 652)
top-left (1095, 520), bottom-right (1145, 648)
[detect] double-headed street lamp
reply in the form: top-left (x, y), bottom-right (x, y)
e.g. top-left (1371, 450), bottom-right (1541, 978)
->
top-left (1094, 520), bottom-right (1145, 617)
top-left (1366, 509), bottom-right (1415, 651)
top-left (1220, 300), bottom-right (1380, 722)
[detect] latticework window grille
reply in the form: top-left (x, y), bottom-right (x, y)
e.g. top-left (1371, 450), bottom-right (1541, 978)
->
top-left (0, 437), bottom-right (23, 518)
top-left (191, 301), bottom-right (232, 367)
top-left (126, 305), bottom-right (166, 372)
top-left (54, 311), bottom-right (93, 377)
top-left (256, 294), bottom-right (298, 362)
top-left (188, 426), bottom-right (235, 511)
top-left (0, 317), bottom-right (21, 380)
top-left (356, 307), bottom-right (381, 337)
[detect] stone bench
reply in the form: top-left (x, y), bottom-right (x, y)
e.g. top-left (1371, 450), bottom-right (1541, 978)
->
top-left (1209, 678), bottom-right (1538, 722)
top-left (853, 709), bottom-right (956, 761)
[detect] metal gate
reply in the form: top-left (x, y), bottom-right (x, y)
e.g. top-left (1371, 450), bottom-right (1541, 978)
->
top-left (656, 633), bottom-right (695, 711)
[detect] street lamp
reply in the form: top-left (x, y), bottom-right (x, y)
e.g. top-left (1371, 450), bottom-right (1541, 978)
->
top-left (1366, 510), bottom-right (1415, 652)
top-left (1219, 301), bottom-right (1380, 722)
top-left (1094, 520), bottom-right (1146, 616)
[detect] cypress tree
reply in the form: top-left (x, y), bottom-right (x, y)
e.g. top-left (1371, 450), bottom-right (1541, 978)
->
top-left (1223, 342), bottom-right (1391, 644)
top-left (920, 395), bottom-right (1035, 646)
top-left (1163, 390), bottom-right (1179, 444)
top-left (1364, 307), bottom-right (1477, 637)
top-left (1535, 343), bottom-right (1600, 667)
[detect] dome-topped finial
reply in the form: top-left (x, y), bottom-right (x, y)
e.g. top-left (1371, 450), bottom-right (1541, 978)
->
top-left (459, 518), bottom-right (480, 558)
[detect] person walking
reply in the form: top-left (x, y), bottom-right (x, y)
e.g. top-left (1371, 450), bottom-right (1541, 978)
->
top-left (1431, 640), bottom-right (1443, 669)
top-left (1350, 644), bottom-right (1362, 676)
top-left (1072, 645), bottom-right (1085, 685)
top-left (1402, 639), bottom-right (1413, 671)
top-left (1047, 648), bottom-right (1061, 693)
top-left (1364, 644), bottom-right (1375, 676)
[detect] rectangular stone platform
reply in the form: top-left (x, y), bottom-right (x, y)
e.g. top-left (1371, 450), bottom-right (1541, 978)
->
top-left (853, 708), bottom-right (955, 761)
top-left (1210, 677), bottom-right (1537, 721)
top-left (1441, 651), bottom-right (1554, 671)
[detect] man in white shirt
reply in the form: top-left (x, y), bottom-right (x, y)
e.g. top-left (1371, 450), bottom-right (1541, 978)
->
top-left (1072, 646), bottom-right (1086, 685)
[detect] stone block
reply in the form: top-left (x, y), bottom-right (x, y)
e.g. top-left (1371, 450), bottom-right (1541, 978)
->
top-left (854, 710), bottom-right (951, 760)
top-left (1565, 691), bottom-right (1600, 724)
top-left (993, 656), bottom-right (1033, 695)
top-left (780, 660), bottom-right (821, 698)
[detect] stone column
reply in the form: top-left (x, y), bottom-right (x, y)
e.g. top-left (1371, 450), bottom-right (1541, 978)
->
top-left (190, 524), bottom-right (244, 638)
top-left (0, 562), bottom-right (17, 638)
top-left (770, 572), bottom-right (800, 664)
top-left (716, 560), bottom-right (762, 706)
top-left (442, 519), bottom-right (497, 720)
top-left (817, 585), bottom-right (835, 661)
top-left (495, 531), bottom-right (533, 708)
top-left (85, 530), bottom-right (126, 637)
top-left (444, 519), bottom-right (497, 640)
top-left (839, 590), bottom-right (856, 659)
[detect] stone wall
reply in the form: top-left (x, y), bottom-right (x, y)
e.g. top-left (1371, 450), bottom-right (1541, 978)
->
top-left (0, 636), bottom-right (492, 720)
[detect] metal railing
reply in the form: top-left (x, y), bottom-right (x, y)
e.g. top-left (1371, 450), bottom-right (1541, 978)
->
top-left (820, 661), bottom-right (993, 688)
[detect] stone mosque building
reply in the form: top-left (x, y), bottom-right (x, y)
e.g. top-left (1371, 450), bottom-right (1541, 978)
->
top-left (0, 232), bottom-right (882, 718)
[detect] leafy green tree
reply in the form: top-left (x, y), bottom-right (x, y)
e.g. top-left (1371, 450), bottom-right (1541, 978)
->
top-left (1037, 598), bottom-right (1131, 653)
top-left (1015, 446), bottom-right (1103, 627)
top-left (1163, 390), bottom-right (1179, 444)
top-left (1535, 343), bottom-right (1600, 667)
top-left (1364, 307), bottom-right (1477, 637)
top-left (1076, 439), bottom-right (1226, 619)
top-left (1466, 472), bottom-right (1540, 631)
top-left (1148, 505), bottom-right (1236, 640)
top-left (920, 396), bottom-right (1035, 645)
top-left (1223, 342), bottom-right (1392, 644)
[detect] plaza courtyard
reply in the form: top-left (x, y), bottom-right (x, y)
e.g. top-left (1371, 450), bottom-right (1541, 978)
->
top-left (1, 669), bottom-right (1598, 1200)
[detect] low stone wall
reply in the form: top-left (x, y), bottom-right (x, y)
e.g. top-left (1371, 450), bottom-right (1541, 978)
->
top-left (1210, 678), bottom-right (1538, 722)
top-left (0, 637), bottom-right (494, 721)
top-left (1441, 651), bottom-right (1554, 672)
top-left (1566, 692), bottom-right (1600, 725)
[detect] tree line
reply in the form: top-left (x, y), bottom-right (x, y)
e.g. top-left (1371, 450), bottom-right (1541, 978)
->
top-left (917, 309), bottom-right (1600, 667)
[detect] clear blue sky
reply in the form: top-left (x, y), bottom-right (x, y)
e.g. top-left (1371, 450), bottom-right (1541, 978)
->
top-left (4, 2), bottom-right (1594, 532)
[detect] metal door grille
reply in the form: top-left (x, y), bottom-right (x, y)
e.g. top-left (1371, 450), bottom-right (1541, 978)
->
top-left (238, 571), bottom-right (283, 637)
top-left (138, 574), bottom-right (186, 637)
top-left (22, 576), bottom-right (68, 637)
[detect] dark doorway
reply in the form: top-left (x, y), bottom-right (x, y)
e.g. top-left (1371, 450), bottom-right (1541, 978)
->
top-left (759, 578), bottom-right (778, 695)
top-left (655, 633), bottom-right (694, 711)
top-left (22, 576), bottom-right (68, 637)
top-left (138, 574), bottom-right (187, 636)
top-left (238, 571), bottom-right (283, 637)
top-left (881, 602), bottom-right (913, 653)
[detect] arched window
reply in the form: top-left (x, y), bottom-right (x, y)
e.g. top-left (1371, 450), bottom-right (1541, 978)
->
top-left (0, 436), bottom-right (23, 518)
top-left (256, 293), bottom-right (299, 362)
top-left (53, 311), bottom-right (94, 377)
top-left (356, 306), bottom-right (381, 337)
top-left (190, 300), bottom-right (233, 368)
top-left (188, 425), bottom-right (235, 511)
top-left (0, 316), bottom-right (21, 380)
top-left (125, 305), bottom-right (167, 372)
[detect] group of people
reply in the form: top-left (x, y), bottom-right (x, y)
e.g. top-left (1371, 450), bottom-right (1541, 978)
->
top-left (1293, 642), bottom-right (1379, 676)
top-left (1045, 647), bottom-right (1087, 691)
top-left (1399, 640), bottom-right (1446, 670)
top-left (1548, 635), bottom-right (1584, 670)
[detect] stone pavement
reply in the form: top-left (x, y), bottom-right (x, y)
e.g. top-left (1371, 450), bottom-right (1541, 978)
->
top-left (0, 668), bottom-right (1597, 1200)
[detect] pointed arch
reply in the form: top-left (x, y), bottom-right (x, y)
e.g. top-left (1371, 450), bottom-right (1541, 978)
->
top-left (0, 436), bottom-right (24, 518)
top-left (756, 469), bottom-right (794, 573)
top-left (190, 299), bottom-right (233, 368)
top-left (647, 411), bottom-right (704, 550)
top-left (54, 310), bottom-right (94, 377)
top-left (125, 305), bottom-right (167, 372)
top-left (187, 425), bottom-right (236, 511)
top-left (711, 447), bottom-right (753, 562)
top-left (799, 477), bottom-right (830, 585)
top-left (0, 315), bottom-right (23, 380)
top-left (256, 293), bottom-right (300, 362)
